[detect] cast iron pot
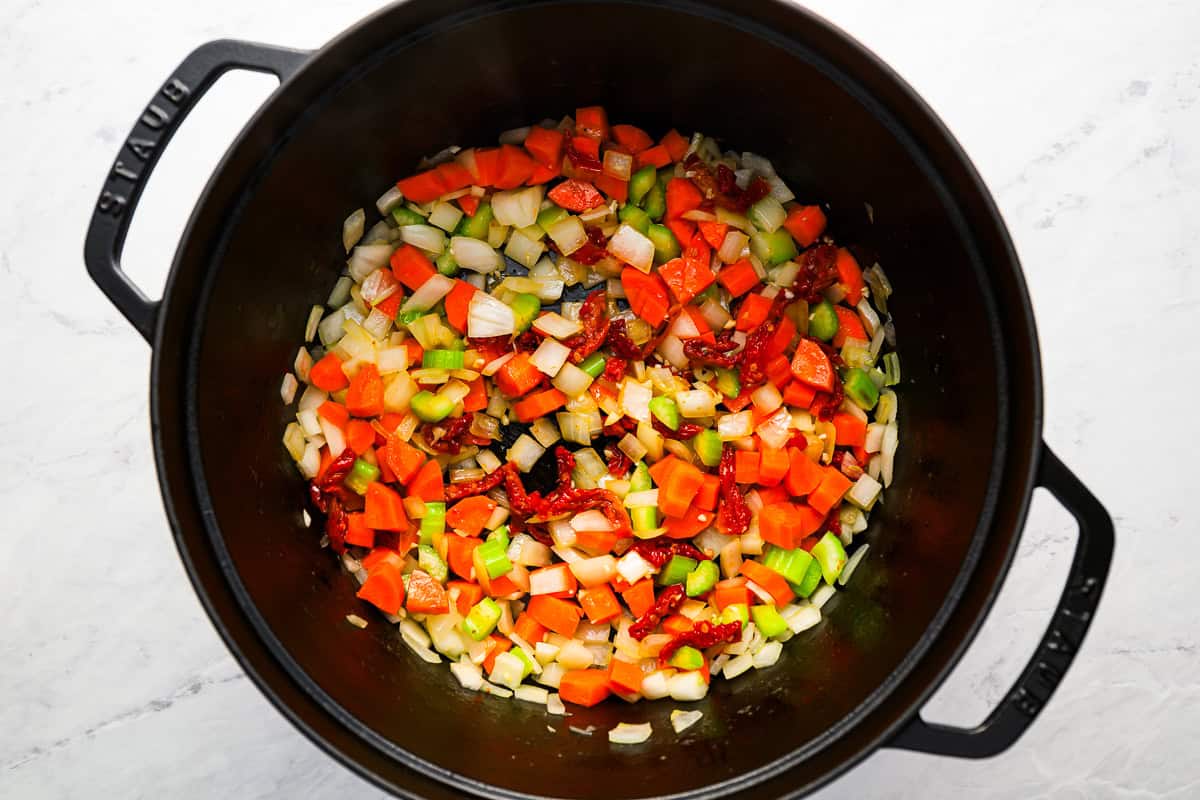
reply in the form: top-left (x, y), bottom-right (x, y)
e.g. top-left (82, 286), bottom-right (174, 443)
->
top-left (84, 1), bottom-right (1115, 797)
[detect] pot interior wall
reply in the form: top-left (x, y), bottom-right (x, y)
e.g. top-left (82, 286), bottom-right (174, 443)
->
top-left (188, 3), bottom-right (1002, 797)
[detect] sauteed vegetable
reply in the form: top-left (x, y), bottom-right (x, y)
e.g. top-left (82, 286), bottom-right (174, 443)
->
top-left (280, 107), bottom-right (900, 713)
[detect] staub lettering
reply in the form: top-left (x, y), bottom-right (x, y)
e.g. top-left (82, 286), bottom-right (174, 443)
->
top-left (161, 77), bottom-right (190, 104)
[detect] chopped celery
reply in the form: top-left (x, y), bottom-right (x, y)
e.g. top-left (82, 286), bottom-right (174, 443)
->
top-left (618, 204), bottom-right (652, 235)
top-left (487, 524), bottom-right (510, 550)
top-left (455, 202), bottom-right (493, 240)
top-left (646, 224), bottom-right (680, 264)
top-left (410, 390), bottom-right (455, 422)
top-left (435, 250), bottom-right (459, 276)
top-left (418, 544), bottom-right (448, 583)
top-left (793, 557), bottom-right (823, 598)
top-left (811, 532), bottom-right (848, 584)
top-left (577, 352), bottom-right (607, 378)
top-left (629, 462), bottom-right (657, 533)
top-left (719, 603), bottom-right (749, 626)
top-left (714, 368), bottom-right (740, 399)
top-left (536, 205), bottom-right (569, 233)
top-left (882, 352), bottom-right (901, 386)
top-left (763, 546), bottom-right (814, 586)
top-left (391, 206), bottom-right (425, 226)
top-left (509, 645), bottom-right (537, 678)
top-left (642, 182), bottom-right (666, 221)
top-left (668, 645), bottom-right (704, 671)
top-left (397, 309), bottom-right (424, 326)
top-left (843, 368), bottom-right (880, 410)
top-left (511, 293), bottom-right (541, 333)
top-left (750, 604), bottom-right (789, 638)
top-left (693, 428), bottom-right (722, 468)
top-left (685, 560), bottom-right (719, 597)
top-left (658, 555), bottom-right (698, 586)
top-left (476, 538), bottom-right (512, 580)
top-left (420, 502), bottom-right (446, 545)
top-left (629, 165), bottom-right (657, 206)
top-left (808, 299), bottom-right (839, 342)
top-left (750, 229), bottom-right (798, 266)
top-left (463, 597), bottom-right (502, 640)
top-left (423, 349), bottom-right (466, 370)
top-left (344, 458), bottom-right (380, 495)
top-left (648, 396), bottom-right (681, 431)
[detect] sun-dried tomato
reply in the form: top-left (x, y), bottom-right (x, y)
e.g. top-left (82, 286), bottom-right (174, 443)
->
top-left (682, 330), bottom-right (742, 369)
top-left (325, 496), bottom-right (349, 554)
top-left (602, 356), bottom-right (627, 383)
top-left (684, 155), bottom-right (772, 212)
top-left (808, 370), bottom-right (844, 421)
top-left (717, 445), bottom-right (751, 536)
top-left (651, 416), bottom-right (704, 441)
top-left (467, 334), bottom-right (514, 364)
top-left (606, 445), bottom-right (632, 477)
top-left (629, 584), bottom-right (686, 640)
top-left (602, 416), bottom-right (637, 438)
top-left (444, 462), bottom-right (509, 501)
top-left (565, 289), bottom-right (611, 364)
top-left (788, 430), bottom-right (809, 449)
top-left (659, 619), bottom-right (743, 663)
top-left (503, 463), bottom-right (543, 517)
top-left (514, 330), bottom-right (542, 353)
top-left (309, 448), bottom-right (358, 513)
top-left (629, 536), bottom-right (706, 569)
top-left (792, 244), bottom-right (840, 303)
top-left (565, 135), bottom-right (603, 173)
top-left (533, 448), bottom-right (630, 533)
top-left (738, 293), bottom-right (792, 388)
top-left (421, 415), bottom-right (488, 454)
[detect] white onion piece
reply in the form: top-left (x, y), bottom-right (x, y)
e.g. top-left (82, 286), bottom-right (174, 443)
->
top-left (347, 243), bottom-right (393, 281)
top-left (492, 186), bottom-right (543, 229)
top-left (468, 292), bottom-right (516, 338)
top-left (499, 125), bottom-right (531, 145)
top-left (697, 298), bottom-right (732, 330)
top-left (619, 380), bottom-right (653, 422)
top-left (669, 312), bottom-right (701, 340)
top-left (881, 423), bottom-right (898, 487)
top-left (507, 434), bottom-right (545, 473)
top-left (668, 671), bottom-right (709, 701)
top-left (718, 229), bottom-right (748, 263)
top-left (839, 545), bottom-right (870, 586)
top-left (530, 338), bottom-right (571, 377)
top-left (402, 273), bottom-right (455, 313)
top-left (616, 550), bottom-right (653, 585)
top-left (766, 175), bottom-right (795, 203)
top-left (751, 383), bottom-right (783, 415)
top-left (717, 411), bottom-right (754, 440)
top-left (857, 298), bottom-right (881, 336)
top-left (327, 276), bottom-right (353, 308)
top-left (361, 269), bottom-right (400, 307)
top-left (342, 208), bottom-right (365, 253)
top-left (756, 407), bottom-right (793, 450)
top-left (400, 224), bottom-right (446, 255)
top-left (753, 641), bottom-right (783, 668)
top-left (782, 603), bottom-right (821, 634)
top-left (451, 236), bottom-right (503, 273)
top-left (656, 335), bottom-right (688, 370)
top-left (602, 150), bottom-right (634, 181)
top-left (608, 224), bottom-right (655, 272)
top-left (571, 510), bottom-right (615, 532)
top-left (427, 201), bottom-right (463, 233)
top-left (376, 185), bottom-right (404, 215)
top-left (533, 312), bottom-right (583, 340)
top-left (680, 208), bottom-right (718, 222)
top-left (504, 230), bottom-right (545, 268)
top-left (675, 390), bottom-right (717, 418)
top-left (640, 671), bottom-right (671, 700)
top-left (847, 473), bottom-right (883, 510)
top-left (569, 555), bottom-right (617, 587)
top-left (546, 216), bottom-right (587, 256)
top-left (609, 722), bottom-right (652, 745)
top-left (298, 385), bottom-right (327, 414)
top-left (749, 196), bottom-right (787, 233)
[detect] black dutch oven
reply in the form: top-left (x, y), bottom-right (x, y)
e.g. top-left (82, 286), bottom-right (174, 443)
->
top-left (84, 1), bottom-right (1115, 797)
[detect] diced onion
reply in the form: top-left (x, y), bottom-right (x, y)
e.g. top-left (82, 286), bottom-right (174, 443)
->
top-left (342, 208), bottom-right (365, 253)
top-left (717, 229), bottom-right (748, 263)
top-left (755, 407), bottom-right (793, 450)
top-left (556, 412), bottom-right (592, 445)
top-left (482, 351), bottom-right (515, 376)
top-left (499, 125), bottom-right (531, 145)
top-left (839, 545), bottom-right (870, 586)
top-left (616, 550), bottom-right (653, 584)
top-left (451, 236), bottom-right (503, 273)
top-left (401, 273), bottom-right (455, 314)
top-left (667, 670), bottom-right (709, 701)
top-left (505, 229), bottom-right (546, 268)
top-left (717, 411), bottom-right (754, 440)
top-left (530, 338), bottom-right (572, 377)
top-left (881, 422), bottom-right (898, 487)
top-left (347, 243), bottom-right (393, 282)
top-left (492, 186), bottom-right (544, 229)
top-left (532, 312), bottom-right (583, 342)
top-left (748, 196), bottom-right (786, 233)
top-left (609, 722), bottom-right (652, 745)
top-left (620, 380), bottom-right (653, 422)
top-left (675, 390), bottom-right (717, 418)
top-left (751, 383), bottom-right (783, 415)
top-left (546, 216), bottom-right (588, 256)
top-left (656, 335), bottom-right (688, 370)
top-left (857, 298), bottom-right (881, 336)
top-left (847, 473), bottom-right (883, 510)
top-left (508, 434), bottom-right (545, 473)
top-left (280, 373), bottom-right (299, 404)
top-left (468, 292), bottom-right (516, 338)
top-left (623, 489), bottom-right (658, 508)
top-left (603, 150), bottom-right (634, 181)
top-left (753, 640), bottom-right (783, 668)
top-left (618, 433), bottom-right (648, 464)
top-left (376, 185), bottom-right (404, 215)
top-left (781, 603), bottom-right (821, 634)
top-left (399, 224), bottom-right (447, 255)
top-left (515, 684), bottom-right (550, 705)
top-left (766, 174), bottom-right (795, 203)
top-left (451, 658), bottom-right (484, 690)
top-left (547, 693), bottom-right (566, 715)
top-left (608, 224), bottom-right (655, 272)
top-left (571, 510), bottom-right (615, 533)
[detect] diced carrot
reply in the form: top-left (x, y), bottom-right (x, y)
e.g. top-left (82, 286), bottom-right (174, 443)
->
top-left (658, 248), bottom-right (716, 305)
top-left (462, 377), bottom-right (488, 413)
top-left (694, 473), bottom-right (720, 511)
top-left (785, 448), bottom-right (824, 497)
top-left (717, 258), bottom-right (761, 298)
top-left (663, 504), bottom-right (716, 539)
top-left (665, 178), bottom-right (703, 220)
top-left (757, 484), bottom-right (790, 507)
top-left (832, 306), bottom-right (868, 347)
top-left (796, 505), bottom-right (827, 539)
top-left (570, 134), bottom-right (601, 162)
top-left (346, 419), bottom-right (375, 454)
top-left (384, 437), bottom-right (426, 484)
top-left (356, 564), bottom-right (404, 614)
top-left (512, 388), bottom-right (567, 423)
top-left (836, 248), bottom-right (865, 306)
top-left (736, 293), bottom-right (773, 331)
top-left (621, 267), bottom-right (670, 327)
top-left (579, 585), bottom-right (622, 624)
top-left (734, 450), bottom-right (760, 484)
top-left (346, 364), bottom-right (385, 418)
top-left (697, 220), bottom-right (729, 250)
top-left (723, 390), bottom-right (755, 412)
top-left (666, 218), bottom-right (696, 249)
top-left (443, 280), bottom-right (476, 333)
top-left (494, 352), bottom-right (542, 397)
top-left (524, 126), bottom-right (565, 167)
top-left (782, 205), bottom-right (827, 248)
top-left (396, 170), bottom-right (446, 203)
top-left (608, 657), bottom-right (645, 694)
top-left (390, 245), bottom-right (437, 290)
top-left (527, 163), bottom-right (559, 185)
top-left (345, 512), bottom-right (375, 548)
top-left (783, 380), bottom-right (817, 409)
top-left (310, 353), bottom-right (349, 392)
top-left (712, 577), bottom-right (750, 610)
top-left (684, 305), bottom-right (716, 344)
top-left (473, 147), bottom-right (502, 187)
top-left (574, 106), bottom-right (609, 140)
top-left (758, 447), bottom-right (790, 487)
top-left (457, 194), bottom-right (480, 217)
top-left (610, 124), bottom-right (652, 153)
top-left (594, 173), bottom-right (628, 203)
top-left (374, 291), bottom-right (403, 320)
top-left (791, 338), bottom-right (835, 392)
top-left (449, 580), bottom-right (483, 615)
top-left (435, 161), bottom-right (473, 193)
top-left (559, 668), bottom-right (611, 707)
top-left (514, 612), bottom-right (548, 644)
top-left (404, 569), bottom-right (449, 614)
top-left (446, 534), bottom-right (481, 581)
top-left (526, 595), bottom-right (583, 637)
top-left (492, 144), bottom-right (536, 189)
top-left (659, 459), bottom-right (705, 518)
top-left (739, 560), bottom-right (796, 606)
top-left (808, 468), bottom-right (853, 515)
top-left (362, 548), bottom-right (405, 572)
top-left (406, 459), bottom-right (445, 502)
top-left (759, 502), bottom-right (805, 549)
top-left (635, 144), bottom-right (671, 169)
top-left (445, 495), bottom-right (497, 537)
top-left (548, 179), bottom-right (605, 212)
top-left (529, 563), bottom-right (578, 598)
top-left (767, 316), bottom-right (797, 360)
top-left (832, 411), bottom-right (868, 448)
top-left (765, 355), bottom-right (793, 388)
top-left (621, 579), bottom-right (656, 618)
top-left (364, 482), bottom-right (408, 531)
top-left (662, 614), bottom-right (694, 636)
top-left (660, 129), bottom-right (689, 162)
top-left (575, 527), bottom-right (623, 555)
top-left (482, 635), bottom-right (512, 675)
top-left (404, 338), bottom-right (424, 367)
top-left (647, 454), bottom-right (682, 487)
top-left (317, 400), bottom-right (350, 429)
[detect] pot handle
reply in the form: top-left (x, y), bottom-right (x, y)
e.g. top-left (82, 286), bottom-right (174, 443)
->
top-left (84, 39), bottom-right (309, 343)
top-left (887, 444), bottom-right (1113, 758)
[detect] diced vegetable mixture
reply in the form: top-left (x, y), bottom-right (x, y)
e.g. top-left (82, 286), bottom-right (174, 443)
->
top-left (280, 107), bottom-right (900, 714)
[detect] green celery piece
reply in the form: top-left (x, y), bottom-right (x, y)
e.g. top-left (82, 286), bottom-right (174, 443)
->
top-left (657, 555), bottom-right (698, 586)
top-left (881, 352), bottom-right (901, 387)
top-left (646, 224), bottom-right (680, 264)
top-left (629, 165), bottom-right (657, 206)
top-left (618, 204), bottom-right (652, 235)
top-left (808, 299), bottom-right (839, 342)
top-left (476, 538), bottom-right (512, 580)
top-left (397, 309), bottom-right (423, 326)
top-left (685, 560), bottom-right (719, 598)
top-left (843, 367), bottom-right (880, 410)
top-left (642, 182), bottom-right (666, 221)
top-left (536, 205), bottom-right (569, 233)
top-left (692, 428), bottom-right (722, 468)
top-left (511, 293), bottom-right (541, 333)
top-left (422, 349), bottom-right (466, 370)
top-left (750, 604), bottom-right (789, 638)
top-left (577, 352), bottom-right (607, 378)
top-left (811, 532), bottom-right (848, 584)
top-left (509, 645), bottom-right (536, 678)
top-left (486, 524), bottom-right (510, 550)
top-left (628, 462), bottom-right (657, 532)
top-left (391, 206), bottom-right (425, 227)
top-left (418, 544), bottom-right (448, 583)
top-left (410, 391), bottom-right (455, 423)
top-left (420, 502), bottom-right (446, 545)
top-left (668, 645), bottom-right (704, 671)
top-left (435, 251), bottom-right (459, 277)
top-left (344, 458), bottom-right (380, 495)
top-left (455, 202), bottom-right (493, 239)
top-left (764, 545), bottom-right (814, 586)
top-left (750, 229), bottom-right (798, 266)
top-left (462, 597), bottom-right (502, 640)
top-left (648, 396), bottom-right (681, 431)
top-left (792, 557), bottom-right (823, 598)
top-left (719, 603), bottom-right (749, 626)
top-left (630, 461), bottom-right (652, 493)
top-left (714, 368), bottom-right (740, 399)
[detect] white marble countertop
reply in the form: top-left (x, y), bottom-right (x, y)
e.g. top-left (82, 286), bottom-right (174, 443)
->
top-left (1, 0), bottom-right (1194, 797)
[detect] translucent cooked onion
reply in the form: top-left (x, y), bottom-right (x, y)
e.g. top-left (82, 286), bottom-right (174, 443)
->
top-left (468, 291), bottom-right (516, 338)
top-left (530, 338), bottom-right (571, 377)
top-left (399, 224), bottom-right (447, 254)
top-left (451, 236), bottom-right (504, 273)
top-left (533, 311), bottom-right (583, 340)
top-left (603, 150), bottom-right (634, 181)
top-left (546, 216), bottom-right (588, 256)
top-left (402, 273), bottom-right (455, 313)
top-left (505, 230), bottom-right (545, 268)
top-left (492, 186), bottom-right (543, 229)
top-left (609, 722), bottom-right (652, 745)
top-left (608, 224), bottom-right (655, 272)
top-left (343, 208), bottom-right (365, 253)
top-left (717, 229), bottom-right (748, 263)
top-left (376, 185), bottom-right (404, 215)
top-left (347, 243), bottom-right (393, 282)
